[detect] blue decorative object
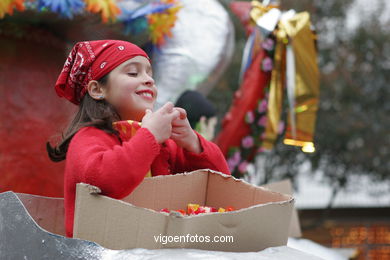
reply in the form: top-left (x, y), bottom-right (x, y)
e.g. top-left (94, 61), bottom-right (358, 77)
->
top-left (37, 0), bottom-right (85, 19)
top-left (119, 2), bottom-right (173, 35)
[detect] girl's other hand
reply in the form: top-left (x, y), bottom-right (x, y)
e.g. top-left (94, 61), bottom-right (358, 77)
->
top-left (171, 107), bottom-right (202, 154)
top-left (141, 102), bottom-right (180, 143)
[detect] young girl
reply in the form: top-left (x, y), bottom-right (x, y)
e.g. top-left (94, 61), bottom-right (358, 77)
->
top-left (47, 40), bottom-right (230, 237)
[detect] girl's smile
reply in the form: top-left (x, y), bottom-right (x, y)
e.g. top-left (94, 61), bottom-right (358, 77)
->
top-left (135, 89), bottom-right (155, 101)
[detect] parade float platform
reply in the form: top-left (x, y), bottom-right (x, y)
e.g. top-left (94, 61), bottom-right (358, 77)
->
top-left (0, 170), bottom-right (323, 259)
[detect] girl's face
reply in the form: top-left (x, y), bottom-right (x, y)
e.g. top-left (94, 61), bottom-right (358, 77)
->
top-left (104, 56), bottom-right (157, 121)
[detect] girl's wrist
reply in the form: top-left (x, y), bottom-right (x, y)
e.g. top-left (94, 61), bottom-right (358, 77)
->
top-left (185, 132), bottom-right (202, 154)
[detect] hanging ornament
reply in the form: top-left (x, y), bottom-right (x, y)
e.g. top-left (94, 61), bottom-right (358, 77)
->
top-left (217, 1), bottom-right (319, 177)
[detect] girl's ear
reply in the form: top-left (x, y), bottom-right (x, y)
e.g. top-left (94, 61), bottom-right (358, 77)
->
top-left (87, 80), bottom-right (106, 101)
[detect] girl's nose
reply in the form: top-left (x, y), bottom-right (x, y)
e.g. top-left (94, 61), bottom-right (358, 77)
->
top-left (144, 73), bottom-right (155, 86)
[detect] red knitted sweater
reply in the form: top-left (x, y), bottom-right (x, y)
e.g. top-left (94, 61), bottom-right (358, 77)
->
top-left (64, 126), bottom-right (230, 237)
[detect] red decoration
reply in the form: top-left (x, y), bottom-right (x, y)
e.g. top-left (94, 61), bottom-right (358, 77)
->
top-left (214, 50), bottom-right (271, 159)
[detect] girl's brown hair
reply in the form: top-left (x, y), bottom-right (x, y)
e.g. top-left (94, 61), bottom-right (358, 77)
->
top-left (46, 75), bottom-right (121, 162)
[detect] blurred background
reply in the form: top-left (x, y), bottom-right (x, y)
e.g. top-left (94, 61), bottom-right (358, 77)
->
top-left (215, 1), bottom-right (390, 258)
top-left (0, 0), bottom-right (389, 259)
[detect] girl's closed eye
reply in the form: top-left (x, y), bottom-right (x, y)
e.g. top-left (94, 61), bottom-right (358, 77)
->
top-left (128, 72), bottom-right (138, 77)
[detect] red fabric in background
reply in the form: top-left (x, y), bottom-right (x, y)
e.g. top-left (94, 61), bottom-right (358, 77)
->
top-left (0, 37), bottom-right (75, 197)
top-left (214, 50), bottom-right (271, 157)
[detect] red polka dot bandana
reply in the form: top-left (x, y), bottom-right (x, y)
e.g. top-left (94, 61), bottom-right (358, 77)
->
top-left (55, 40), bottom-right (149, 105)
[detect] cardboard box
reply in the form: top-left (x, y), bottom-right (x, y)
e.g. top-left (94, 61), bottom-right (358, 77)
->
top-left (73, 169), bottom-right (294, 252)
top-left (263, 179), bottom-right (302, 238)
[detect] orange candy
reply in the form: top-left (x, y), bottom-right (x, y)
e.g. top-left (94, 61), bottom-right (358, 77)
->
top-left (160, 204), bottom-right (235, 215)
top-left (175, 209), bottom-right (186, 215)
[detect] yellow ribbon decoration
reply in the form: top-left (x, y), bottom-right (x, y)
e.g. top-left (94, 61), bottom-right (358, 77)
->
top-left (256, 11), bottom-right (319, 152)
top-left (280, 12), bottom-right (319, 152)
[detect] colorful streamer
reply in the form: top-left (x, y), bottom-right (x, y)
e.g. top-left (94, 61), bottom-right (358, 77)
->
top-left (147, 0), bottom-right (181, 46)
top-left (85, 0), bottom-right (121, 23)
top-left (0, 0), bottom-right (25, 19)
top-left (119, 2), bottom-right (174, 35)
top-left (0, 0), bottom-right (181, 47)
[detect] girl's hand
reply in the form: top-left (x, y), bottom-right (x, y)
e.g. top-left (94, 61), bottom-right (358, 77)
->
top-left (141, 102), bottom-right (180, 144)
top-left (171, 107), bottom-right (202, 154)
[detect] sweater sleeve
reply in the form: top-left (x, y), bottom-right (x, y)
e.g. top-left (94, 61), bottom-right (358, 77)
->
top-left (170, 131), bottom-right (231, 175)
top-left (66, 127), bottom-right (160, 199)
